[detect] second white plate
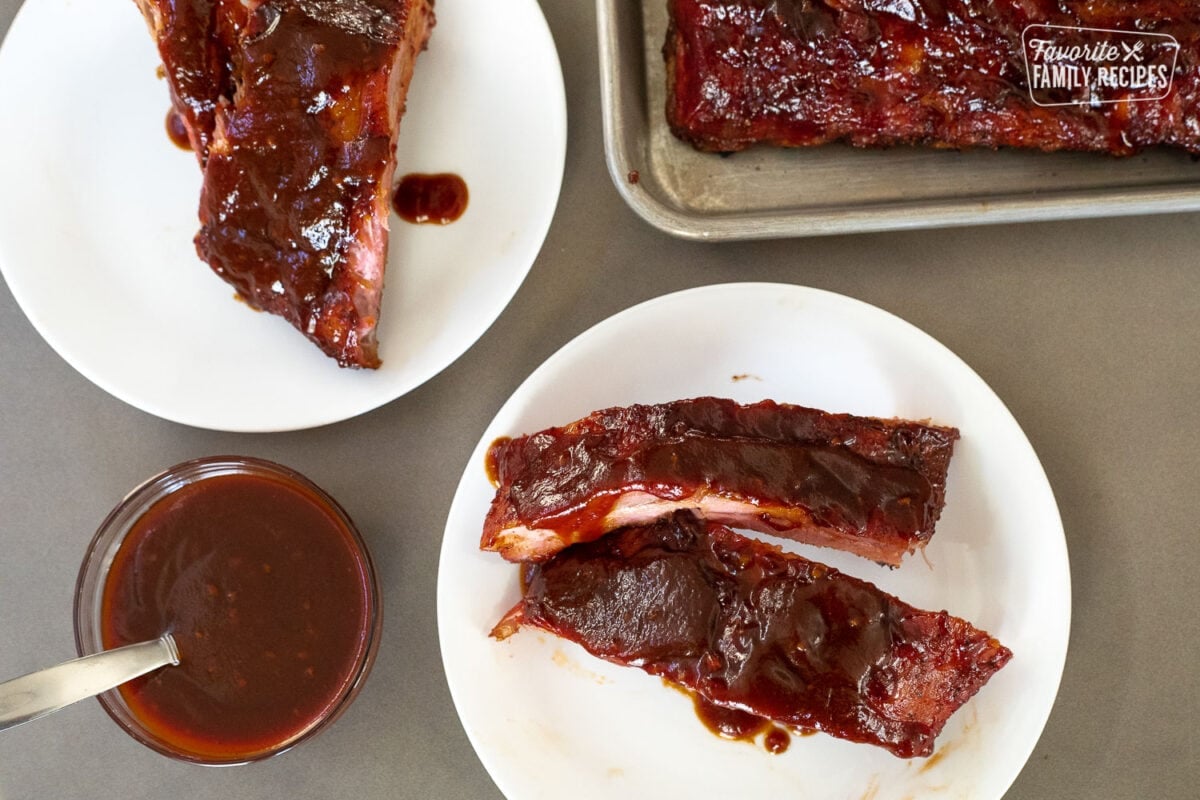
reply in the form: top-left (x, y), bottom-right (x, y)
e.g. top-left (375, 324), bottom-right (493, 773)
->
top-left (0, 0), bottom-right (566, 431)
top-left (438, 283), bottom-right (1070, 800)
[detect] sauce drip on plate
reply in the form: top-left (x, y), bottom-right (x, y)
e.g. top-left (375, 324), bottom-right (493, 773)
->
top-left (691, 693), bottom-right (792, 754)
top-left (391, 173), bottom-right (468, 224)
top-left (165, 108), bottom-right (192, 151)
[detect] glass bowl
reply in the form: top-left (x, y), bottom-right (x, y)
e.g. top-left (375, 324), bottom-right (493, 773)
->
top-left (73, 455), bottom-right (382, 765)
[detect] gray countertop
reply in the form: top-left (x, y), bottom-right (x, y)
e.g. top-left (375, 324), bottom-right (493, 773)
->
top-left (0, 1), bottom-right (1196, 798)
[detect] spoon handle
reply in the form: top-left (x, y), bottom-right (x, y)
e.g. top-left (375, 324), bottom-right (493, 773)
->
top-left (0, 635), bottom-right (179, 732)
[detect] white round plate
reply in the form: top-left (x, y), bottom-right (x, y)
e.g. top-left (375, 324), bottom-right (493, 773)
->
top-left (0, 0), bottom-right (565, 432)
top-left (438, 283), bottom-right (1070, 800)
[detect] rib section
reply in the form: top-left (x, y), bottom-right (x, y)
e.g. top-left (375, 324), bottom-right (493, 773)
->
top-left (482, 397), bottom-right (958, 565)
top-left (665, 0), bottom-right (1200, 154)
top-left (492, 511), bottom-right (1010, 758)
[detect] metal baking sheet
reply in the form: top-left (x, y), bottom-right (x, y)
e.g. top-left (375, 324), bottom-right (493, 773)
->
top-left (597, 0), bottom-right (1200, 240)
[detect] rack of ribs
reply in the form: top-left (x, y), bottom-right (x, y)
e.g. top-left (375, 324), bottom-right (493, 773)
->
top-left (133, 0), bottom-right (435, 367)
top-left (482, 397), bottom-right (958, 566)
top-left (492, 510), bottom-right (1011, 758)
top-left (665, 0), bottom-right (1200, 155)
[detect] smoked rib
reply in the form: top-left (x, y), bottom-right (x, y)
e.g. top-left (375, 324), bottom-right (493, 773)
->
top-left (492, 511), bottom-right (1011, 759)
top-left (134, 0), bottom-right (435, 367)
top-left (665, 0), bottom-right (1200, 154)
top-left (482, 398), bottom-right (958, 565)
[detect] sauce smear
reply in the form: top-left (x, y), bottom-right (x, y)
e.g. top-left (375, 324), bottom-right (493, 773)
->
top-left (100, 471), bottom-right (373, 762)
top-left (391, 173), bottom-right (468, 224)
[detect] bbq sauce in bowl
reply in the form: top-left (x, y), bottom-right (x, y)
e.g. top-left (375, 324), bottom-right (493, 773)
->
top-left (74, 457), bottom-right (381, 765)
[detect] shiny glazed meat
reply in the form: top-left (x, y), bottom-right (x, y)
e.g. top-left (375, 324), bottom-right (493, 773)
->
top-left (134, 0), bottom-right (435, 367)
top-left (482, 397), bottom-right (958, 565)
top-left (665, 0), bottom-right (1200, 154)
top-left (492, 511), bottom-right (1011, 759)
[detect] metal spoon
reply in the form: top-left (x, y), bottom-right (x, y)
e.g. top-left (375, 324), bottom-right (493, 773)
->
top-left (0, 635), bottom-right (179, 732)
